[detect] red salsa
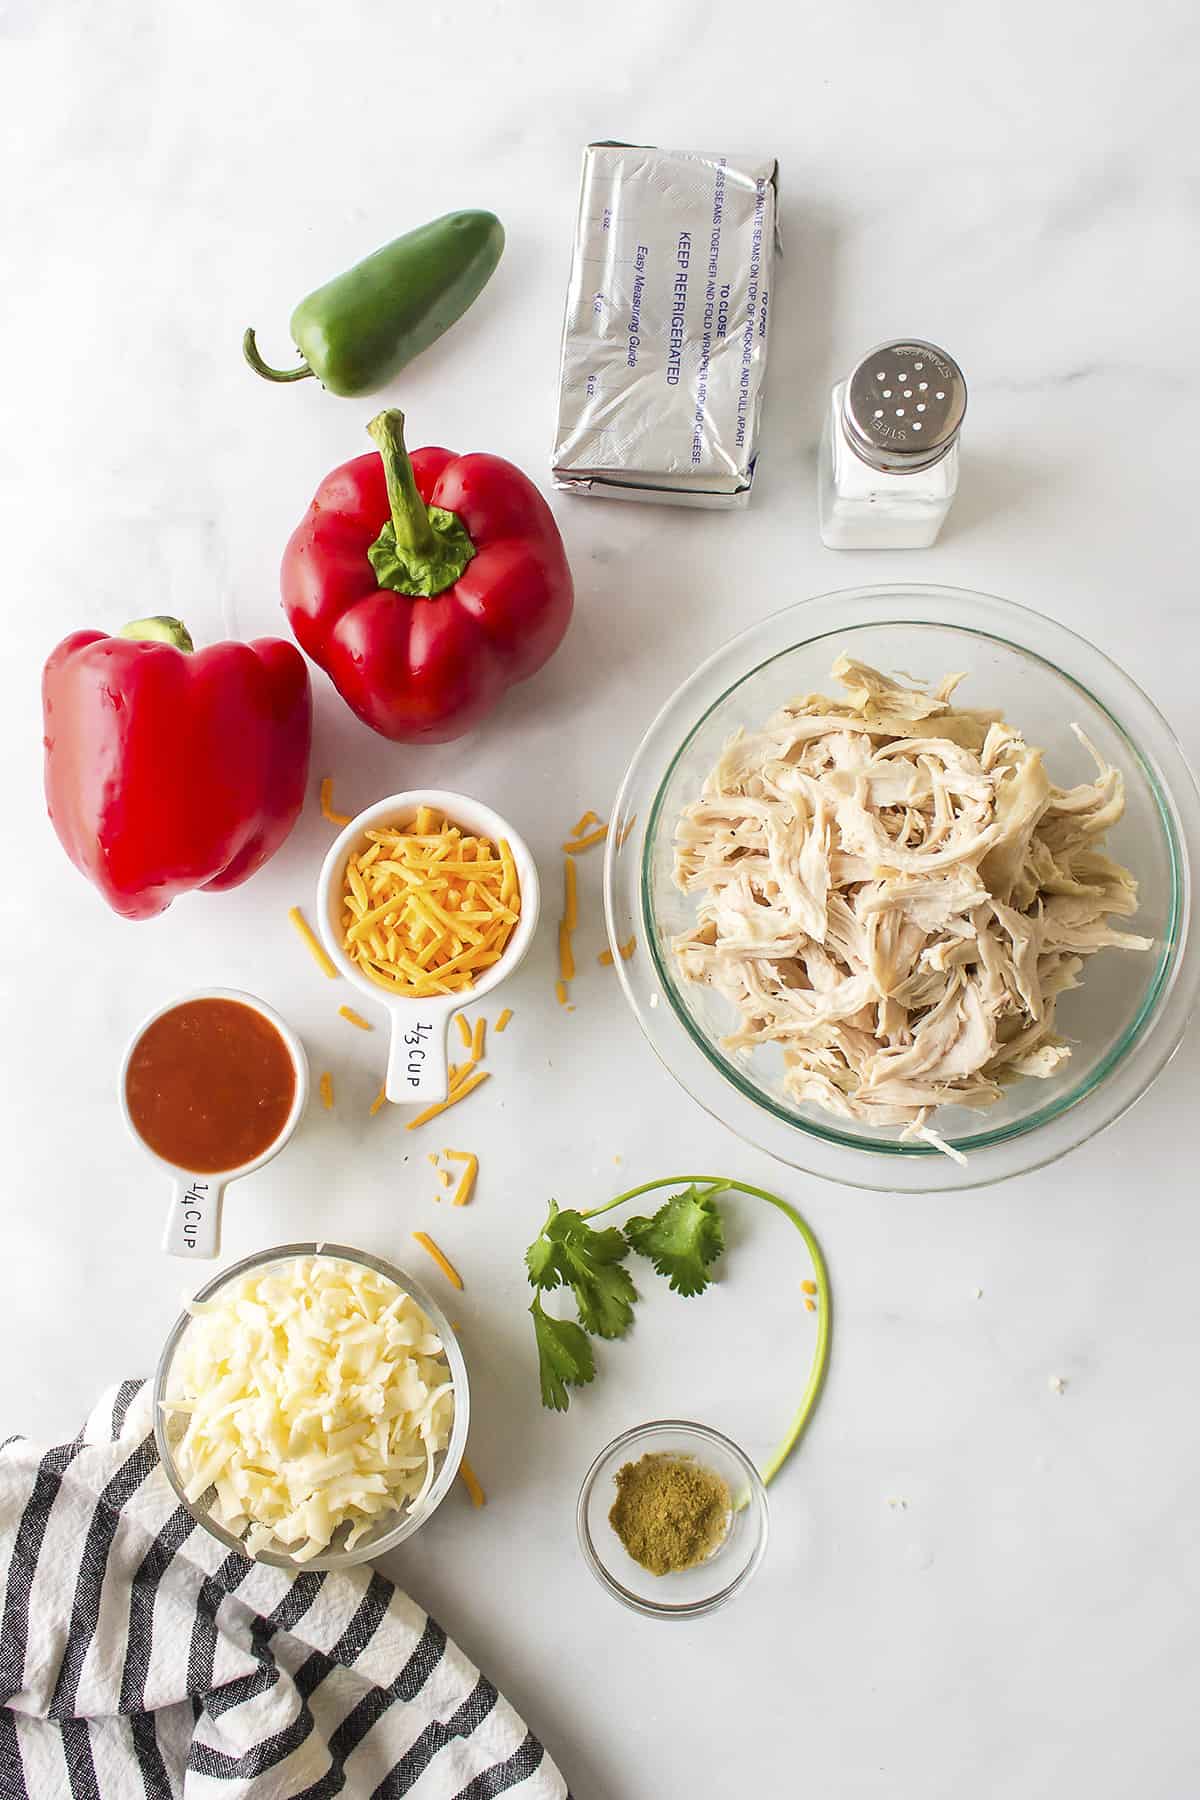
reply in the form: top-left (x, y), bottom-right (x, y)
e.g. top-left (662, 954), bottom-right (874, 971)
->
top-left (126, 998), bottom-right (296, 1174)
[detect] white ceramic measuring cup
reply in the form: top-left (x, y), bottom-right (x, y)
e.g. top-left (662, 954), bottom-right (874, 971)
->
top-left (317, 789), bottom-right (540, 1107)
top-left (119, 988), bottom-right (309, 1260)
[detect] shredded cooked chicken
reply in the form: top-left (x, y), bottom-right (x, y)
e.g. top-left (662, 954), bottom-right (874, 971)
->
top-left (673, 655), bottom-right (1151, 1155)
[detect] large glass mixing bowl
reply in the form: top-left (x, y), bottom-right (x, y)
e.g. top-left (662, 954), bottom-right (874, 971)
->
top-left (604, 586), bottom-right (1200, 1192)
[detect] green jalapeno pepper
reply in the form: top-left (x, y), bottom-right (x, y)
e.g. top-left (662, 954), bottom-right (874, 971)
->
top-left (243, 210), bottom-right (504, 398)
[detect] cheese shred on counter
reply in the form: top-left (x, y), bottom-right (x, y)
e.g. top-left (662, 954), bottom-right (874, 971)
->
top-left (161, 1255), bottom-right (454, 1563)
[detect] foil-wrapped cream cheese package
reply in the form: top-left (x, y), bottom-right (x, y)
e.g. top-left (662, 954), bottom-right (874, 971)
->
top-left (553, 143), bottom-right (778, 509)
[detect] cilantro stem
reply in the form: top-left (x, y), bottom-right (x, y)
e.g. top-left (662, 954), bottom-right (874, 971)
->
top-left (578, 1176), bottom-right (832, 1488)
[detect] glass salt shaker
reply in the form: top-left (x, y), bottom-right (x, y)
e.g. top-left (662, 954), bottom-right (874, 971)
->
top-left (818, 340), bottom-right (967, 549)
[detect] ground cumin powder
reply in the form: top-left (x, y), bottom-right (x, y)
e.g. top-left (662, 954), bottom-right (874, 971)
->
top-left (609, 1452), bottom-right (732, 1576)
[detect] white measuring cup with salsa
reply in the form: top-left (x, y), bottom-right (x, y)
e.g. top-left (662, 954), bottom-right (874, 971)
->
top-left (119, 989), bottom-right (309, 1258)
top-left (317, 790), bottom-right (540, 1106)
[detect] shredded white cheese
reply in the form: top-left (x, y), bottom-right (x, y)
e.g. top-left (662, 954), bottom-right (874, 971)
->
top-left (162, 1255), bottom-right (454, 1561)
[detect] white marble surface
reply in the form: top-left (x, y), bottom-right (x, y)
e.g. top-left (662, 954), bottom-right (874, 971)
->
top-left (4, 2), bottom-right (1200, 1794)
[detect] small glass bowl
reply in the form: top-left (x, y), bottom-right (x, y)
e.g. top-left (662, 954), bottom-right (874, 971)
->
top-left (577, 1421), bottom-right (768, 1619)
top-left (153, 1242), bottom-right (470, 1571)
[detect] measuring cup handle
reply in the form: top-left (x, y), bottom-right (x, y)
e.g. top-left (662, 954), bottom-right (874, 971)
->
top-left (385, 1010), bottom-right (451, 1106)
top-left (162, 1177), bottom-right (225, 1259)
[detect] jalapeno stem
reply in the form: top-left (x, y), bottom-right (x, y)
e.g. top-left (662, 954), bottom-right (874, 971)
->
top-left (242, 328), bottom-right (315, 384)
top-left (367, 410), bottom-right (436, 554)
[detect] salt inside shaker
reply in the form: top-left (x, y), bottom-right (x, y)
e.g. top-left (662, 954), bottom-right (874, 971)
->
top-left (818, 340), bottom-right (967, 549)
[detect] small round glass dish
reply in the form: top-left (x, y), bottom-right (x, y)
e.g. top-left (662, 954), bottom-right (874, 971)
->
top-left (153, 1242), bottom-right (469, 1570)
top-left (577, 1421), bottom-right (768, 1619)
top-left (605, 585), bottom-right (1200, 1192)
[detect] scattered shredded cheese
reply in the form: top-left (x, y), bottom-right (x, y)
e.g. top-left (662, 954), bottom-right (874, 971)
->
top-left (494, 1008), bottom-right (512, 1033)
top-left (161, 1254), bottom-right (454, 1561)
top-left (339, 1006), bottom-right (373, 1031)
top-left (405, 1069), bottom-right (490, 1132)
top-left (458, 1456), bottom-right (486, 1508)
top-left (616, 813), bottom-right (638, 849)
top-left (556, 851), bottom-right (579, 1006)
top-left (444, 1149), bottom-right (478, 1208)
top-left (564, 856), bottom-right (578, 931)
top-left (563, 824), bottom-right (608, 854)
top-left (289, 906), bottom-right (338, 980)
top-left (471, 1017), bottom-right (486, 1061)
top-left (569, 809), bottom-right (600, 838)
top-left (618, 935), bottom-right (636, 960)
top-left (455, 1014), bottom-right (472, 1049)
top-left (320, 777), bottom-right (352, 826)
top-left (555, 980), bottom-right (569, 1006)
top-left (369, 1082), bottom-right (388, 1117)
top-left (340, 808), bottom-right (520, 996)
top-left (412, 1231), bottom-right (463, 1290)
top-left (319, 1072), bottom-right (334, 1111)
top-left (598, 948), bottom-right (614, 967)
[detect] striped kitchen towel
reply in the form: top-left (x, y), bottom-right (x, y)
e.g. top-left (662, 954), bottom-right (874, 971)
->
top-left (0, 1382), bottom-right (569, 1799)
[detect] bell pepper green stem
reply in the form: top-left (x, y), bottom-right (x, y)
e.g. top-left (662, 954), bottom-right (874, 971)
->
top-left (364, 410), bottom-right (476, 599)
top-left (118, 617), bottom-right (195, 652)
top-left (367, 410), bottom-right (436, 555)
top-left (242, 328), bottom-right (314, 384)
top-left (580, 1175), bottom-right (832, 1489)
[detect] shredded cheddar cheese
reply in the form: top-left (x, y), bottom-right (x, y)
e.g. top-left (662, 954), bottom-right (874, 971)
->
top-left (558, 919), bottom-right (576, 983)
top-left (619, 934), bottom-right (636, 960)
top-left (405, 1069), bottom-right (490, 1132)
top-left (320, 777), bottom-right (352, 826)
top-left (471, 1017), bottom-right (486, 1061)
top-left (458, 1455), bottom-right (486, 1508)
top-left (455, 1014), bottom-right (472, 1049)
top-left (570, 809), bottom-right (600, 838)
top-left (412, 1231), bottom-right (463, 1290)
top-left (444, 1149), bottom-right (478, 1208)
top-left (289, 906), bottom-right (338, 980)
top-left (339, 809), bottom-right (520, 997)
top-left (495, 1008), bottom-right (512, 1033)
top-left (555, 980), bottom-right (569, 1006)
top-left (564, 855), bottom-right (578, 930)
top-left (598, 948), bottom-right (614, 967)
top-left (338, 1005), bottom-right (373, 1031)
top-left (616, 812), bottom-right (638, 849)
top-left (562, 823), bottom-right (608, 854)
top-left (319, 1071), bottom-right (334, 1111)
top-left (369, 1082), bottom-right (388, 1117)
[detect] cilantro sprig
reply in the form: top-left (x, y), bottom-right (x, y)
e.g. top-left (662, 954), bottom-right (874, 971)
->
top-left (523, 1175), bottom-right (832, 1486)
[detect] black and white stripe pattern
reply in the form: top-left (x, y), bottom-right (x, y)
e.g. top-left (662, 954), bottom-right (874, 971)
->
top-left (0, 1384), bottom-right (569, 1799)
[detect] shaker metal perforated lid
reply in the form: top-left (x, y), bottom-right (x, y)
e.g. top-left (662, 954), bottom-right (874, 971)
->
top-left (841, 340), bottom-right (967, 474)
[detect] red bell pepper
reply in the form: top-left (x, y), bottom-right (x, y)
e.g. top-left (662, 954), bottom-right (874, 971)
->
top-left (42, 618), bottom-right (311, 921)
top-left (281, 409), bottom-right (573, 742)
